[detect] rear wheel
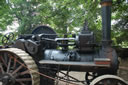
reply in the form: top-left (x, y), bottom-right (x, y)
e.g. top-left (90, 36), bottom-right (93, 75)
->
top-left (0, 48), bottom-right (40, 85)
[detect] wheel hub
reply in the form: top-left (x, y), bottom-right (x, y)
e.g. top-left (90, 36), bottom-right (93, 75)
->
top-left (0, 73), bottom-right (15, 85)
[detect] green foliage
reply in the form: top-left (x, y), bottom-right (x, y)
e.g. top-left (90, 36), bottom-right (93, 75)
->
top-left (8, 0), bottom-right (42, 34)
top-left (111, 0), bottom-right (128, 47)
top-left (0, 0), bottom-right (13, 31)
top-left (39, 0), bottom-right (86, 34)
top-left (0, 33), bottom-right (3, 45)
top-left (0, 0), bottom-right (127, 47)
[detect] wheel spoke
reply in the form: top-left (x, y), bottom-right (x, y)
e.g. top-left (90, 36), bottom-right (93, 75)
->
top-left (103, 79), bottom-right (109, 85)
top-left (19, 82), bottom-right (25, 85)
top-left (20, 70), bottom-right (30, 75)
top-left (16, 78), bottom-right (32, 82)
top-left (7, 57), bottom-right (12, 73)
top-left (15, 70), bottom-right (30, 78)
top-left (12, 65), bottom-right (23, 75)
top-left (13, 58), bottom-right (17, 69)
top-left (0, 56), bottom-right (7, 67)
top-left (0, 63), bottom-right (5, 73)
top-left (112, 80), bottom-right (118, 85)
top-left (4, 53), bottom-right (9, 66)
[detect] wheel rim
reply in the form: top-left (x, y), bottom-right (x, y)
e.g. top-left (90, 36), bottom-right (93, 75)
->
top-left (0, 48), bottom-right (40, 85)
top-left (94, 78), bottom-right (127, 85)
top-left (99, 79), bottom-right (126, 85)
top-left (90, 75), bottom-right (128, 85)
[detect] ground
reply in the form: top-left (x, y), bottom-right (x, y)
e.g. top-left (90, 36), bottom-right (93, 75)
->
top-left (118, 58), bottom-right (128, 81)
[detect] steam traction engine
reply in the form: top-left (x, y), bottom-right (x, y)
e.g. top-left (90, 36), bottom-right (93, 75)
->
top-left (0, 0), bottom-right (127, 85)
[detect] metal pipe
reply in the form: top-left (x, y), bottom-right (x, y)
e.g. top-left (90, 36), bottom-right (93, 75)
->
top-left (101, 0), bottom-right (112, 47)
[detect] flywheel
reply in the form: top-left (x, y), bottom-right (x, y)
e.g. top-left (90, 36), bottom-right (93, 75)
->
top-left (0, 48), bottom-right (40, 85)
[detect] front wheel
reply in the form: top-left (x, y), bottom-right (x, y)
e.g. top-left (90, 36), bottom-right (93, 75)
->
top-left (90, 75), bottom-right (128, 85)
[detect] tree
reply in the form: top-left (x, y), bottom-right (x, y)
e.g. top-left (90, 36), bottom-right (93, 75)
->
top-left (0, 0), bottom-right (13, 31)
top-left (0, 0), bottom-right (127, 47)
top-left (39, 0), bottom-right (101, 36)
top-left (7, 0), bottom-right (42, 34)
top-left (1, 0), bottom-right (101, 35)
top-left (111, 0), bottom-right (128, 47)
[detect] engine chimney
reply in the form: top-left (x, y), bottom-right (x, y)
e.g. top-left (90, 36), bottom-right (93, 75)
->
top-left (101, 0), bottom-right (112, 47)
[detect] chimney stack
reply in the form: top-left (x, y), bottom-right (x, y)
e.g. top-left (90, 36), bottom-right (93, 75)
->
top-left (101, 0), bottom-right (112, 47)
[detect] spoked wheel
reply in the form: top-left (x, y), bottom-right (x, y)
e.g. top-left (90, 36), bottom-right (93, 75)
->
top-left (90, 75), bottom-right (128, 85)
top-left (85, 72), bottom-right (98, 85)
top-left (2, 33), bottom-right (14, 45)
top-left (0, 48), bottom-right (40, 85)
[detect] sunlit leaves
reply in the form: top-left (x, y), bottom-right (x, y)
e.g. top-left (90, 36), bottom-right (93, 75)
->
top-left (0, 0), bottom-right (13, 31)
top-left (0, 0), bottom-right (127, 47)
top-left (111, 0), bottom-right (128, 47)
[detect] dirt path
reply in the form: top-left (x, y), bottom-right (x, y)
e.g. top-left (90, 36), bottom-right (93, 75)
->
top-left (57, 72), bottom-right (86, 85)
top-left (118, 59), bottom-right (128, 81)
